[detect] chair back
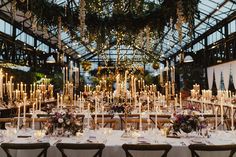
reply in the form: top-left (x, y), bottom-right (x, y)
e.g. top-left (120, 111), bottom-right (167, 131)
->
top-left (188, 144), bottom-right (236, 157)
top-left (122, 144), bottom-right (172, 157)
top-left (119, 114), bottom-right (140, 130)
top-left (1, 143), bottom-right (50, 157)
top-left (91, 114), bottom-right (115, 129)
top-left (56, 143), bottom-right (105, 157)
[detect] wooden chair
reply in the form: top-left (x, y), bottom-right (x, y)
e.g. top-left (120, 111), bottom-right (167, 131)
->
top-left (149, 114), bottom-right (171, 129)
top-left (119, 114), bottom-right (140, 130)
top-left (1, 143), bottom-right (50, 157)
top-left (122, 144), bottom-right (172, 157)
top-left (0, 118), bottom-right (17, 129)
top-left (188, 144), bottom-right (236, 157)
top-left (203, 114), bottom-right (228, 130)
top-left (91, 114), bottom-right (116, 129)
top-left (56, 143), bottom-right (105, 157)
top-left (24, 117), bottom-right (49, 129)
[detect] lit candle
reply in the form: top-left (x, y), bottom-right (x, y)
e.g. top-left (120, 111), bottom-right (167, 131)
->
top-left (57, 93), bottom-right (59, 109)
top-left (36, 98), bottom-right (38, 110)
top-left (0, 69), bottom-right (3, 99)
top-left (24, 84), bottom-right (27, 92)
top-left (215, 107), bottom-right (218, 130)
top-left (147, 96), bottom-right (150, 119)
top-left (172, 83), bottom-right (175, 96)
top-left (32, 102), bottom-right (35, 130)
top-left (33, 83), bottom-right (36, 95)
top-left (30, 84), bottom-right (32, 93)
top-left (62, 67), bottom-right (65, 91)
top-left (20, 82), bottom-right (23, 97)
top-left (102, 105), bottom-right (104, 129)
top-left (17, 105), bottom-right (20, 131)
top-left (139, 102), bottom-right (142, 131)
top-left (160, 68), bottom-right (163, 85)
top-left (155, 106), bottom-right (158, 129)
top-left (165, 83), bottom-right (168, 98)
top-left (23, 96), bottom-right (26, 126)
top-left (87, 103), bottom-right (90, 129)
top-left (95, 97), bottom-right (97, 130)
top-left (60, 96), bottom-right (63, 110)
top-left (231, 104), bottom-right (234, 130)
top-left (39, 95), bottom-right (42, 111)
top-left (175, 97), bottom-right (177, 107)
top-left (9, 76), bottom-right (13, 100)
top-left (65, 67), bottom-right (68, 83)
top-left (220, 97), bottom-right (224, 126)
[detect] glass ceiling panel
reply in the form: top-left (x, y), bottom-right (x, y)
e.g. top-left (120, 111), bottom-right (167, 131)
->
top-left (38, 0), bottom-right (236, 61)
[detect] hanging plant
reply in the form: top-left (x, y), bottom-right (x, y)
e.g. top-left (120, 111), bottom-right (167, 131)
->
top-left (15, 0), bottom-right (199, 50)
top-left (81, 61), bottom-right (92, 71)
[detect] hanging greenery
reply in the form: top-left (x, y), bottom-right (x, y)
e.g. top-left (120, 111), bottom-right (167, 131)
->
top-left (15, 0), bottom-right (199, 52)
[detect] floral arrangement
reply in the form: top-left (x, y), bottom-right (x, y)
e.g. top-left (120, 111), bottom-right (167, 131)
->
top-left (171, 114), bottom-right (206, 133)
top-left (45, 112), bottom-right (83, 136)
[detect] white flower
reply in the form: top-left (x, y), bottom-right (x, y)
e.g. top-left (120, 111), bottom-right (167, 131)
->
top-left (58, 118), bottom-right (64, 123)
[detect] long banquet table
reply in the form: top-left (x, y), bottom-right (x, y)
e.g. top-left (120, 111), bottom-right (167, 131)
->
top-left (0, 129), bottom-right (236, 157)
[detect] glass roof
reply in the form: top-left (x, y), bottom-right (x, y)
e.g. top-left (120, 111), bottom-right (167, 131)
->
top-left (161, 0), bottom-right (236, 58)
top-left (0, 0), bottom-right (235, 64)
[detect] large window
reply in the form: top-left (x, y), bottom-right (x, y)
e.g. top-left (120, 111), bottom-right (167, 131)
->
top-left (0, 19), bottom-right (12, 35)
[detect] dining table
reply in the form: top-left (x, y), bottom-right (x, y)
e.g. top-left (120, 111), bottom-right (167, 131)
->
top-left (0, 128), bottom-right (235, 157)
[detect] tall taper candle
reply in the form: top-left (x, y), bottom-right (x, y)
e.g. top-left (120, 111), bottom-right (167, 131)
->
top-left (23, 96), bottom-right (26, 126)
top-left (32, 102), bottom-right (35, 130)
top-left (102, 105), bottom-right (104, 129)
top-left (139, 102), bottom-right (142, 131)
top-left (231, 104), bottom-right (234, 130)
top-left (220, 97), bottom-right (224, 126)
top-left (215, 107), bottom-right (218, 130)
top-left (17, 105), bottom-right (20, 131)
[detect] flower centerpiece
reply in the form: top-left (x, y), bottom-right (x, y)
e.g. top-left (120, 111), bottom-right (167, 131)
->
top-left (45, 112), bottom-right (83, 136)
top-left (171, 114), bottom-right (206, 133)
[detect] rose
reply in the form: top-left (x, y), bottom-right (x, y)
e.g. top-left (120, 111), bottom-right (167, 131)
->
top-left (58, 118), bottom-right (64, 123)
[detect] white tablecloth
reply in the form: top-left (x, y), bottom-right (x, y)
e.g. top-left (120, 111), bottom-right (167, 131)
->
top-left (0, 129), bottom-right (236, 157)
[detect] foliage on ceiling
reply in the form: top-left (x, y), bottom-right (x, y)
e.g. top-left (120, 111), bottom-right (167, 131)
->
top-left (15, 0), bottom-right (199, 61)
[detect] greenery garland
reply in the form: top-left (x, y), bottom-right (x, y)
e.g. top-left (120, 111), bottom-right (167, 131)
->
top-left (15, 0), bottom-right (199, 50)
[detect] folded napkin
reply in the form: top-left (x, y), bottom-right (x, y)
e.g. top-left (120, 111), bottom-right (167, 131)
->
top-left (87, 136), bottom-right (98, 143)
top-left (137, 137), bottom-right (150, 144)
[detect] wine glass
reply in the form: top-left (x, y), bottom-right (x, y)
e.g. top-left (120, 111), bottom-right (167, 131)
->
top-left (5, 122), bottom-right (16, 141)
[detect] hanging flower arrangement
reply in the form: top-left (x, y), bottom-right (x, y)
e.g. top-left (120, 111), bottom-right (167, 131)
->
top-left (15, 0), bottom-right (200, 50)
